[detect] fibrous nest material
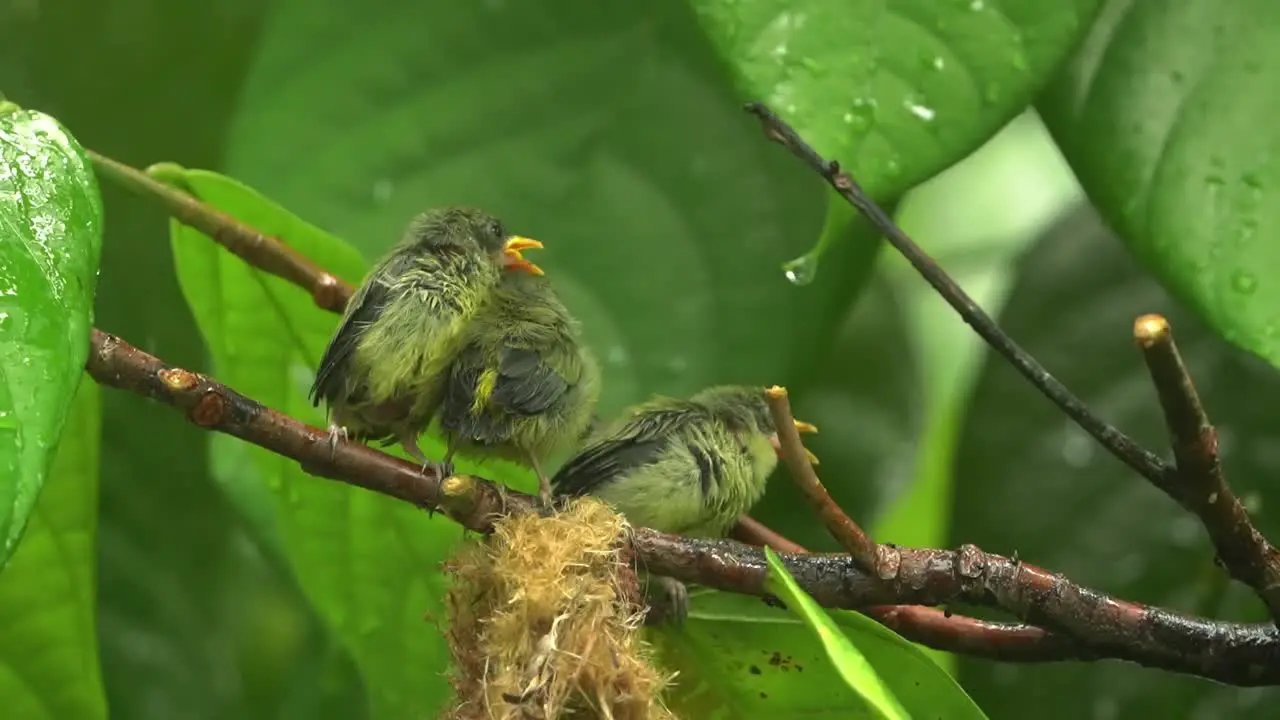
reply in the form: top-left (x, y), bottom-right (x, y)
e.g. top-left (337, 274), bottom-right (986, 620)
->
top-left (443, 496), bottom-right (676, 720)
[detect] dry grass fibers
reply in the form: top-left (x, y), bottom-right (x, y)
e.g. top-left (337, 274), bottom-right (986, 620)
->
top-left (442, 496), bottom-right (677, 720)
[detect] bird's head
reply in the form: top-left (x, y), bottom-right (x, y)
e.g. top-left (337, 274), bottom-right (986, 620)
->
top-left (404, 207), bottom-right (544, 275)
top-left (692, 385), bottom-right (820, 466)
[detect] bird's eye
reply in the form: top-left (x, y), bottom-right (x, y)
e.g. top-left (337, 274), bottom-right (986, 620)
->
top-left (487, 220), bottom-right (505, 240)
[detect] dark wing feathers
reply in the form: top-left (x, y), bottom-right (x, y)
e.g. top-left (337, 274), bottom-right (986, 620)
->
top-left (551, 405), bottom-right (701, 497)
top-left (551, 436), bottom-right (666, 497)
top-left (489, 347), bottom-right (569, 416)
top-left (309, 256), bottom-right (409, 407)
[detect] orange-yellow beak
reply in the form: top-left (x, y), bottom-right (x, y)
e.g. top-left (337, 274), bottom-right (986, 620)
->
top-left (502, 236), bottom-right (544, 276)
top-left (769, 418), bottom-right (821, 467)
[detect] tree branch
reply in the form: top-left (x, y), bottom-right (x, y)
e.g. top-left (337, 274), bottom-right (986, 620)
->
top-left (87, 151), bottom-right (353, 313)
top-left (84, 329), bottom-right (1280, 685)
top-left (742, 102), bottom-right (1171, 489)
top-left (1134, 314), bottom-right (1280, 622)
top-left (764, 385), bottom-right (888, 576)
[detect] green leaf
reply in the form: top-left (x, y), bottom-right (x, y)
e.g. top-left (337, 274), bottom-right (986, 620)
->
top-left (762, 547), bottom-right (910, 720)
top-left (690, 0), bottom-right (1102, 276)
top-left (0, 378), bottom-right (105, 718)
top-left (653, 588), bottom-right (986, 719)
top-left (0, 103), bottom-right (103, 569)
top-left (162, 167), bottom-right (518, 717)
top-left (950, 207), bottom-right (1280, 717)
top-left (222, 0), bottom-right (857, 432)
top-left (1039, 0), bottom-right (1280, 370)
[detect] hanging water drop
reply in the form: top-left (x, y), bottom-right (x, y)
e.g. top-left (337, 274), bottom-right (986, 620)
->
top-left (782, 253), bottom-right (819, 286)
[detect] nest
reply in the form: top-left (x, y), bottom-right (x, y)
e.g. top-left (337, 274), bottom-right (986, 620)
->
top-left (443, 497), bottom-right (677, 720)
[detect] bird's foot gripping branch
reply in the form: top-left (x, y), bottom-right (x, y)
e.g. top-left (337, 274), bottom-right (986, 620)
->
top-left (79, 100), bottom-right (1280, 712)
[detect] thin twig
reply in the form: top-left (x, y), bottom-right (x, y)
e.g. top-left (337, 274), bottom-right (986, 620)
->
top-left (84, 328), bottom-right (1280, 685)
top-left (1134, 314), bottom-right (1280, 622)
top-left (743, 102), bottom-right (1171, 488)
top-left (87, 150), bottom-right (353, 313)
top-left (730, 515), bottom-right (807, 554)
top-left (764, 385), bottom-right (888, 577)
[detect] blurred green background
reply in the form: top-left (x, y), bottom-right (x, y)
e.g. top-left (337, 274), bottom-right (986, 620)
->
top-left (4, 0), bottom-right (1279, 717)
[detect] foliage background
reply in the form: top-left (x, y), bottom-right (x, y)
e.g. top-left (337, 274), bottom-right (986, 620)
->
top-left (2, 0), bottom-right (1278, 717)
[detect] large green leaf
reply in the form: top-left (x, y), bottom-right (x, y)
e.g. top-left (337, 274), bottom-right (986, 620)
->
top-left (0, 1), bottom-right (367, 714)
top-left (691, 0), bottom-right (1101, 277)
top-left (162, 167), bottom-right (529, 717)
top-left (0, 103), bottom-right (102, 568)
top-left (0, 379), bottom-right (105, 718)
top-left (223, 0), bottom-right (857, 429)
top-left (1040, 0), bottom-right (1280, 370)
top-left (950, 206), bottom-right (1280, 717)
top-left (652, 587), bottom-right (986, 719)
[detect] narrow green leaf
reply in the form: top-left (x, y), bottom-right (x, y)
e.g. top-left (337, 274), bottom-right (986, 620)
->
top-left (161, 167), bottom-right (522, 717)
top-left (0, 103), bottom-right (103, 569)
top-left (762, 548), bottom-right (910, 720)
top-left (0, 378), bottom-right (106, 718)
top-left (652, 588), bottom-right (986, 719)
top-left (689, 0), bottom-right (1102, 277)
top-left (1040, 0), bottom-right (1280, 371)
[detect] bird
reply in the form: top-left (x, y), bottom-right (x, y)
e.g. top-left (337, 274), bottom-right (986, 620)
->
top-left (551, 384), bottom-right (818, 623)
top-left (436, 270), bottom-right (601, 507)
top-left (308, 206), bottom-right (543, 468)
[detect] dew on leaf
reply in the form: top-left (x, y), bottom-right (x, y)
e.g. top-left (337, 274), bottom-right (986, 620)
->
top-left (782, 252), bottom-right (818, 286)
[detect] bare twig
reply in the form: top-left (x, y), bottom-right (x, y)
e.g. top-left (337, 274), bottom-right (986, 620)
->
top-left (84, 328), bottom-right (1280, 685)
top-left (743, 102), bottom-right (1171, 488)
top-left (87, 150), bottom-right (353, 313)
top-left (1134, 314), bottom-right (1280, 622)
top-left (730, 515), bottom-right (807, 554)
top-left (764, 385), bottom-right (888, 577)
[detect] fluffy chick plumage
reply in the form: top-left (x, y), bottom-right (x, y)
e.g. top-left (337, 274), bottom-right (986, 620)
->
top-left (309, 207), bottom-right (535, 465)
top-left (438, 271), bottom-right (601, 503)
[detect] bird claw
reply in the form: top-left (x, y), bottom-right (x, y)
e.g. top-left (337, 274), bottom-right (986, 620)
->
top-left (644, 576), bottom-right (689, 627)
top-left (326, 424), bottom-right (349, 458)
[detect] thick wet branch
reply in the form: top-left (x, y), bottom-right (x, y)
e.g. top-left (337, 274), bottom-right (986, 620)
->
top-left (85, 329), bottom-right (1280, 685)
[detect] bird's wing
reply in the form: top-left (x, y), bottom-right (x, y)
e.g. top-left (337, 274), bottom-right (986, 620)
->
top-left (551, 404), bottom-right (700, 497)
top-left (441, 343), bottom-right (575, 445)
top-left (309, 254), bottom-right (408, 407)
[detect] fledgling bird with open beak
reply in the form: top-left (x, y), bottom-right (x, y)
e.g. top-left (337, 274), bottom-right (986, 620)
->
top-left (551, 384), bottom-right (818, 622)
top-left (436, 270), bottom-right (601, 507)
top-left (308, 207), bottom-right (544, 467)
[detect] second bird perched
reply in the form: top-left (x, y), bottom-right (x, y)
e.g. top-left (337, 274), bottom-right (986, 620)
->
top-left (438, 270), bottom-right (601, 507)
top-left (551, 384), bottom-right (818, 623)
top-left (309, 207), bottom-right (543, 467)
top-left (552, 384), bottom-right (818, 537)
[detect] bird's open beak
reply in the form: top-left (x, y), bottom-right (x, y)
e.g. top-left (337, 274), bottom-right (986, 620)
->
top-left (502, 236), bottom-right (544, 276)
top-left (768, 432), bottom-right (821, 467)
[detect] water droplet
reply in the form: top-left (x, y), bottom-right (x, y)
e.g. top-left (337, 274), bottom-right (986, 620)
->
top-left (782, 253), bottom-right (819, 286)
top-left (844, 97), bottom-right (876, 132)
top-left (932, 56), bottom-right (946, 71)
top-left (1237, 219), bottom-right (1258, 245)
top-left (1231, 270), bottom-right (1258, 295)
top-left (885, 158), bottom-right (902, 176)
top-left (969, 0), bottom-right (985, 9)
top-left (1242, 172), bottom-right (1263, 190)
top-left (372, 179), bottom-right (393, 203)
top-left (904, 100), bottom-right (935, 122)
top-left (1205, 174), bottom-right (1226, 187)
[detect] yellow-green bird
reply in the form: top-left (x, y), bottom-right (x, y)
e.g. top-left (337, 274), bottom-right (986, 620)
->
top-left (551, 384), bottom-right (817, 536)
top-left (551, 384), bottom-right (818, 623)
top-left (437, 270), bottom-right (601, 506)
top-left (309, 207), bottom-right (543, 467)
